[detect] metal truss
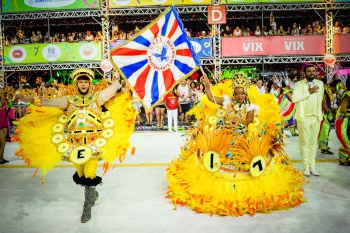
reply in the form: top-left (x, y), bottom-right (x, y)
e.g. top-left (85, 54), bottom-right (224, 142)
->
top-left (49, 10), bottom-right (101, 19)
top-left (221, 57), bottom-right (264, 65)
top-left (262, 3), bottom-right (326, 11)
top-left (325, 11), bottom-right (334, 79)
top-left (220, 56), bottom-right (327, 65)
top-left (3, 62), bottom-right (101, 71)
top-left (199, 59), bottom-right (215, 66)
top-left (329, 3), bottom-right (350, 9)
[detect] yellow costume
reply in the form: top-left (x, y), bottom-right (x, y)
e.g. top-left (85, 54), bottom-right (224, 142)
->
top-left (166, 74), bottom-right (306, 217)
top-left (15, 68), bottom-right (136, 222)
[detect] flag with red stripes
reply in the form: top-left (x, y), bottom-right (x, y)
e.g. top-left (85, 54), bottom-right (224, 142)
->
top-left (111, 6), bottom-right (200, 108)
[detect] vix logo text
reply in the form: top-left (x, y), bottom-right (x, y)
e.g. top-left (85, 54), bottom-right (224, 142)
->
top-left (242, 42), bottom-right (263, 52)
top-left (242, 42), bottom-right (264, 52)
top-left (284, 41), bottom-right (305, 51)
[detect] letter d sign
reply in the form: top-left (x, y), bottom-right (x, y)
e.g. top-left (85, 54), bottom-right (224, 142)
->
top-left (208, 5), bottom-right (226, 25)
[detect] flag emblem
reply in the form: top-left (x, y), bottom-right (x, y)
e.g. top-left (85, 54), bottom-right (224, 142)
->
top-left (111, 6), bottom-right (200, 109)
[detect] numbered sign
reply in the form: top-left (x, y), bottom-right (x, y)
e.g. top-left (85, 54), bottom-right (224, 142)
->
top-left (250, 156), bottom-right (266, 177)
top-left (70, 146), bottom-right (92, 164)
top-left (203, 151), bottom-right (221, 172)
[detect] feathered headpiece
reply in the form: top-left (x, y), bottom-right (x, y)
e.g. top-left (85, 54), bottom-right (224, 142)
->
top-left (71, 68), bottom-right (94, 84)
top-left (232, 73), bottom-right (249, 92)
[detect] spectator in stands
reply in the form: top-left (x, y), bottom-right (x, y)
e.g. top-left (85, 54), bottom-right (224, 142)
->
top-left (85, 31), bottom-right (94, 42)
top-left (221, 25), bottom-right (232, 37)
top-left (111, 30), bottom-right (118, 41)
top-left (286, 26), bottom-right (291, 35)
top-left (68, 32), bottom-right (75, 42)
top-left (270, 12), bottom-right (277, 30)
top-left (254, 26), bottom-right (262, 37)
top-left (37, 31), bottom-right (43, 43)
top-left (199, 31), bottom-right (207, 38)
top-left (30, 31), bottom-right (39, 43)
top-left (11, 36), bottom-right (19, 44)
top-left (277, 25), bottom-right (286, 36)
top-left (94, 31), bottom-right (103, 41)
top-left (268, 26), bottom-right (277, 36)
top-left (341, 23), bottom-right (349, 34)
top-left (127, 30), bottom-right (135, 40)
top-left (60, 33), bottom-right (67, 42)
top-left (313, 21), bottom-right (322, 34)
top-left (3, 36), bottom-right (10, 46)
top-left (262, 26), bottom-right (268, 36)
top-left (305, 24), bottom-right (313, 35)
top-left (320, 22), bottom-right (327, 34)
top-left (232, 26), bottom-right (242, 37)
top-left (44, 31), bottom-right (51, 43)
top-left (333, 21), bottom-right (341, 34)
top-left (291, 23), bottom-right (300, 35)
top-left (118, 30), bottom-right (127, 40)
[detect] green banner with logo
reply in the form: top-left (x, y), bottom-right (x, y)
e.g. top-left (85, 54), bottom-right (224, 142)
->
top-left (4, 42), bottom-right (102, 64)
top-left (109, 0), bottom-right (211, 7)
top-left (221, 0), bottom-right (323, 3)
top-left (2, 0), bottom-right (100, 13)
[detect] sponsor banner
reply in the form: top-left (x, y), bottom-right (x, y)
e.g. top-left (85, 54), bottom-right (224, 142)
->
top-left (110, 38), bottom-right (212, 58)
top-left (221, 0), bottom-right (323, 3)
top-left (109, 0), bottom-right (210, 8)
top-left (4, 42), bottom-right (102, 64)
top-left (334, 34), bottom-right (350, 54)
top-left (2, 0), bottom-right (100, 13)
top-left (222, 36), bottom-right (325, 57)
top-left (189, 38), bottom-right (213, 58)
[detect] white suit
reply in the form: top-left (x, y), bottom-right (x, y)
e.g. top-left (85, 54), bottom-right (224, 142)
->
top-left (292, 79), bottom-right (324, 169)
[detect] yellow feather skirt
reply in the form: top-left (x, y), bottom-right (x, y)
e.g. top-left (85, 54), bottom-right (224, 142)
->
top-left (166, 81), bottom-right (306, 216)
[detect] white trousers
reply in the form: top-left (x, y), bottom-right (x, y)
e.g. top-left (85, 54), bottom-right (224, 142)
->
top-left (297, 116), bottom-right (321, 169)
top-left (167, 109), bottom-right (178, 131)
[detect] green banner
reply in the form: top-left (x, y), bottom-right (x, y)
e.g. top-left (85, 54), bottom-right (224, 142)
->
top-left (109, 0), bottom-right (211, 7)
top-left (2, 0), bottom-right (100, 13)
top-left (4, 42), bottom-right (102, 64)
top-left (221, 0), bottom-right (323, 3)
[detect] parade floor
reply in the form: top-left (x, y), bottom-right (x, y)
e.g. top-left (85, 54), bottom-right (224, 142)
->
top-left (0, 130), bottom-right (349, 233)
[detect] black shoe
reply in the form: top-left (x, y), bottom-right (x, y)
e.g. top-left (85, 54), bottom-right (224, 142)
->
top-left (0, 161), bottom-right (5, 164)
top-left (321, 149), bottom-right (334, 155)
top-left (3, 159), bottom-right (9, 163)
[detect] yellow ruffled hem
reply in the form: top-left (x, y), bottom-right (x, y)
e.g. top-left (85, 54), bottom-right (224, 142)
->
top-left (166, 152), bottom-right (306, 216)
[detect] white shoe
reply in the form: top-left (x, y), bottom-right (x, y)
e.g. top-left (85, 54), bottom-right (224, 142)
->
top-left (303, 167), bottom-right (311, 177)
top-left (168, 130), bottom-right (173, 133)
top-left (310, 167), bottom-right (320, 176)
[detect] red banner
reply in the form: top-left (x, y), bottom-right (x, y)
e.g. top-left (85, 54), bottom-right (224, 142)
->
top-left (222, 35), bottom-right (325, 57)
top-left (334, 34), bottom-right (350, 54)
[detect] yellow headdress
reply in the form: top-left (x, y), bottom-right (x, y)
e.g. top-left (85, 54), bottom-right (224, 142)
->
top-left (71, 68), bottom-right (95, 84)
top-left (232, 73), bottom-right (249, 92)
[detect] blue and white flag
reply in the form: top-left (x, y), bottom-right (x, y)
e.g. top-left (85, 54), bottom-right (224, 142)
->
top-left (111, 6), bottom-right (200, 109)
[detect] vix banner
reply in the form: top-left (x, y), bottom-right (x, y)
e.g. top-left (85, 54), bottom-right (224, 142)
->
top-left (222, 35), bottom-right (325, 57)
top-left (334, 34), bottom-right (350, 54)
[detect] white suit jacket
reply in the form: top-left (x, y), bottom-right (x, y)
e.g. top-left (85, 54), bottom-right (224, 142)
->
top-left (292, 79), bottom-right (324, 122)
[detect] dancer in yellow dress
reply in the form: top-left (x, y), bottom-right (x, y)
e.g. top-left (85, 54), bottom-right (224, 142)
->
top-left (15, 68), bottom-right (136, 222)
top-left (166, 72), bottom-right (306, 216)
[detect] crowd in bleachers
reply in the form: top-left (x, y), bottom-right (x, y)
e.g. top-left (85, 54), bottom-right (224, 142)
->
top-left (3, 16), bottom-right (349, 46)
